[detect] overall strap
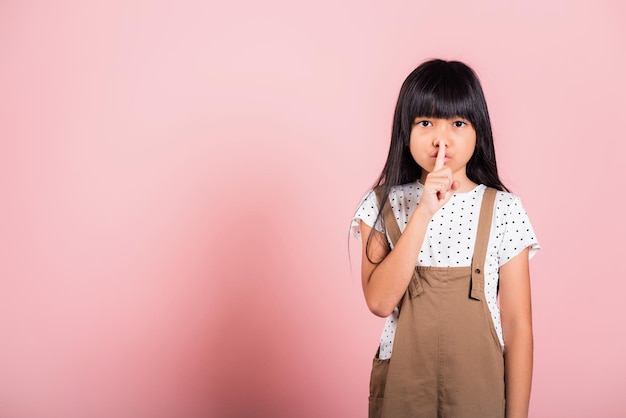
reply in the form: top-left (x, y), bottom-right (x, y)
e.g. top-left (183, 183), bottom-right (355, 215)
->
top-left (470, 187), bottom-right (497, 300)
top-left (374, 186), bottom-right (424, 299)
top-left (373, 186), bottom-right (402, 247)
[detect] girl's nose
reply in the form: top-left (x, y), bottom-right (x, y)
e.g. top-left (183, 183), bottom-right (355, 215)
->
top-left (432, 125), bottom-right (451, 147)
top-left (433, 136), bottom-right (449, 148)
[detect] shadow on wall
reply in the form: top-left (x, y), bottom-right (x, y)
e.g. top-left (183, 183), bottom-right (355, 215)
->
top-left (207, 187), bottom-right (312, 418)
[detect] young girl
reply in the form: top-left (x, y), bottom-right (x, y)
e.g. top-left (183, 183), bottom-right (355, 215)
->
top-left (351, 59), bottom-right (540, 418)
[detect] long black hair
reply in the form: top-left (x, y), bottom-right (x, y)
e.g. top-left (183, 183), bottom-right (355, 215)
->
top-left (366, 59), bottom-right (508, 262)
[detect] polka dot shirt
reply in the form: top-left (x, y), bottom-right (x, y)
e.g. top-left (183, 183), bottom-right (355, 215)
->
top-left (351, 182), bottom-right (540, 359)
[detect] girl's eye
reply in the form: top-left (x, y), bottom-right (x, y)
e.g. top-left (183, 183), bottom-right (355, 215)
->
top-left (416, 120), bottom-right (432, 127)
top-left (453, 121), bottom-right (467, 128)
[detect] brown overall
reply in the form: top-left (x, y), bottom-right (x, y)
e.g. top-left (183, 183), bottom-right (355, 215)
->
top-left (369, 187), bottom-right (504, 418)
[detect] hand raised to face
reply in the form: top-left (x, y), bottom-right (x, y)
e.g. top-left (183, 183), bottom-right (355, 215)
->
top-left (419, 141), bottom-right (460, 217)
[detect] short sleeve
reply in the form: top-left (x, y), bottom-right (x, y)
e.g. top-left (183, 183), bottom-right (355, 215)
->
top-left (350, 189), bottom-right (384, 242)
top-left (497, 194), bottom-right (540, 265)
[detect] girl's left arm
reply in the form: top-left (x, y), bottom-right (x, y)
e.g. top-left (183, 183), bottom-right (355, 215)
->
top-left (499, 247), bottom-right (533, 418)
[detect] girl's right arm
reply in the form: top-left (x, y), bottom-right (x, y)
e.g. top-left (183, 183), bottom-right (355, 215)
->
top-left (360, 142), bottom-right (458, 317)
top-left (359, 207), bottom-right (430, 317)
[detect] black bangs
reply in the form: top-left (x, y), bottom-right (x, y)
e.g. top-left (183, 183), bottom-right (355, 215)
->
top-left (409, 84), bottom-right (475, 120)
top-left (400, 60), bottom-right (480, 125)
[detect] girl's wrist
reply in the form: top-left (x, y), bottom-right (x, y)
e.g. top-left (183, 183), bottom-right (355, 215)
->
top-left (411, 204), bottom-right (433, 224)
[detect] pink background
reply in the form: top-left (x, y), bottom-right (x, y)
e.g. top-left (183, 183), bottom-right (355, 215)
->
top-left (1, 0), bottom-right (625, 417)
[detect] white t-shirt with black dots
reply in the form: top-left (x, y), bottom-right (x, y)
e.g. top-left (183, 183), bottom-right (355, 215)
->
top-left (351, 182), bottom-right (540, 360)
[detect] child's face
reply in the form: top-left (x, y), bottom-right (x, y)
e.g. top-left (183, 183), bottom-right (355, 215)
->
top-left (409, 116), bottom-right (477, 181)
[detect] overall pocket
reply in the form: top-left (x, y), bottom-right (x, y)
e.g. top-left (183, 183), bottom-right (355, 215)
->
top-left (368, 355), bottom-right (390, 418)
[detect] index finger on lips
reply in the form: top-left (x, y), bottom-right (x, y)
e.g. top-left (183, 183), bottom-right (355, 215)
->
top-left (434, 140), bottom-right (446, 171)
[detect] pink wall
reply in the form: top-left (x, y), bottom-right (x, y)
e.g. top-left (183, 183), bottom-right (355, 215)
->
top-left (1, 0), bottom-right (625, 417)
